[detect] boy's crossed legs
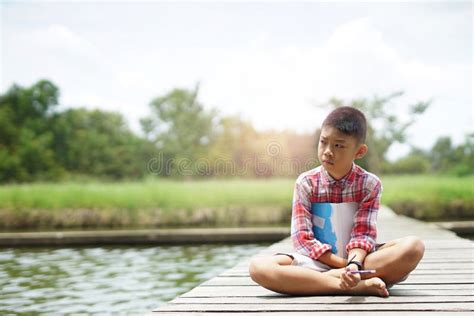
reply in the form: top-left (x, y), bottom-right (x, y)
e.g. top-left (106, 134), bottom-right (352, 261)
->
top-left (249, 236), bottom-right (425, 297)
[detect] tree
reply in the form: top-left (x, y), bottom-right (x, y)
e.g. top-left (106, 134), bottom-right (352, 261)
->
top-left (141, 85), bottom-right (218, 176)
top-left (384, 134), bottom-right (474, 176)
top-left (452, 133), bottom-right (474, 176)
top-left (322, 92), bottom-right (430, 173)
top-left (431, 136), bottom-right (453, 172)
top-left (0, 79), bottom-right (155, 182)
top-left (0, 80), bottom-right (62, 182)
top-left (382, 151), bottom-right (430, 174)
top-left (51, 109), bottom-right (154, 179)
top-left (430, 134), bottom-right (474, 176)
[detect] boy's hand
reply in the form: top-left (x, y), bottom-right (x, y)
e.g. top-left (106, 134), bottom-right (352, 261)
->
top-left (339, 264), bottom-right (361, 289)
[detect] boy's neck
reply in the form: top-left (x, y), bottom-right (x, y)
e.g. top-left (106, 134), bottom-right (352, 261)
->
top-left (324, 163), bottom-right (355, 181)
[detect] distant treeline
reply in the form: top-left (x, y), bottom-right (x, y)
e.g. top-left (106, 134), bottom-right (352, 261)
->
top-left (0, 80), bottom-right (472, 182)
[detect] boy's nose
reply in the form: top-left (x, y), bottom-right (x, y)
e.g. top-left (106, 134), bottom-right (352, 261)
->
top-left (324, 148), bottom-right (333, 157)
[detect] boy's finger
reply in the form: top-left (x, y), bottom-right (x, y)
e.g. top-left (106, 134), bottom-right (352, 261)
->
top-left (346, 279), bottom-right (356, 287)
top-left (345, 273), bottom-right (356, 284)
top-left (343, 275), bottom-right (353, 285)
top-left (345, 274), bottom-right (359, 287)
top-left (340, 277), bottom-right (349, 287)
top-left (348, 276), bottom-right (358, 285)
top-left (347, 272), bottom-right (359, 281)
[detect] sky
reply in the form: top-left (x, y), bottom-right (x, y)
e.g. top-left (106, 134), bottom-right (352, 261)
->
top-left (1, 0), bottom-right (472, 160)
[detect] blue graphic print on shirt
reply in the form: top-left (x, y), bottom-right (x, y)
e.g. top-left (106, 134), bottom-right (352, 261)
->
top-left (312, 203), bottom-right (338, 254)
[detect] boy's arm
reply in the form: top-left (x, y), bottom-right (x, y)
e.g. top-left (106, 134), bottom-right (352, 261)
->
top-left (291, 175), bottom-right (345, 268)
top-left (346, 248), bottom-right (368, 268)
top-left (346, 177), bottom-right (382, 256)
top-left (318, 250), bottom-right (348, 268)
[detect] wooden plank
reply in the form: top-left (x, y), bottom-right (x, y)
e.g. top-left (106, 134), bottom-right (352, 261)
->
top-left (225, 262), bottom-right (474, 274)
top-left (415, 262), bottom-right (474, 268)
top-left (420, 253), bottom-right (474, 258)
top-left (171, 295), bottom-right (474, 304)
top-left (220, 271), bottom-right (474, 278)
top-left (156, 302), bottom-right (474, 312)
top-left (221, 268), bottom-right (474, 276)
top-left (261, 241), bottom-right (474, 251)
top-left (200, 275), bottom-right (474, 286)
top-left (151, 312), bottom-right (474, 316)
top-left (253, 253), bottom-right (474, 261)
top-left (222, 264), bottom-right (474, 276)
top-left (246, 255), bottom-right (474, 263)
top-left (180, 285), bottom-right (473, 297)
top-left (267, 245), bottom-right (474, 253)
top-left (229, 256), bottom-right (474, 266)
top-left (259, 243), bottom-right (474, 256)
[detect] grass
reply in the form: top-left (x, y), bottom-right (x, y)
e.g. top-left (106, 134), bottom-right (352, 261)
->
top-left (0, 178), bottom-right (294, 211)
top-left (0, 175), bottom-right (472, 230)
top-left (381, 175), bottom-right (474, 204)
top-left (0, 178), bottom-right (295, 230)
top-left (381, 175), bottom-right (474, 221)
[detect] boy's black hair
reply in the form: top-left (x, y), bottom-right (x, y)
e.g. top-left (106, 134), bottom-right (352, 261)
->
top-left (322, 106), bottom-right (367, 144)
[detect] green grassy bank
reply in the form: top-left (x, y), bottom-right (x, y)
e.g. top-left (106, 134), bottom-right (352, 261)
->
top-left (0, 179), bottom-right (294, 230)
top-left (381, 175), bottom-right (473, 221)
top-left (0, 176), bottom-right (472, 230)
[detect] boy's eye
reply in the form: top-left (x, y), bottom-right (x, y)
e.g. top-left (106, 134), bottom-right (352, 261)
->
top-left (335, 144), bottom-right (345, 148)
top-left (320, 139), bottom-right (326, 144)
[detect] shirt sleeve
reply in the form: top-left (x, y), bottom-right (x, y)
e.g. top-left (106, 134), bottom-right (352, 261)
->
top-left (346, 176), bottom-right (381, 254)
top-left (291, 175), bottom-right (332, 260)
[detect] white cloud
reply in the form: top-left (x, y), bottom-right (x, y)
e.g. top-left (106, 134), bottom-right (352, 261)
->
top-left (33, 24), bottom-right (103, 61)
top-left (197, 15), bottom-right (471, 156)
top-left (198, 18), bottom-right (416, 128)
top-left (2, 2), bottom-right (471, 159)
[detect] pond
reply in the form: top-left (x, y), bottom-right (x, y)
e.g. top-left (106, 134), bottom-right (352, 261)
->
top-left (0, 243), bottom-right (269, 315)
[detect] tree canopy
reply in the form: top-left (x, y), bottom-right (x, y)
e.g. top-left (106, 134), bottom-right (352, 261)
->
top-left (0, 80), bottom-right (154, 182)
top-left (0, 79), bottom-right (471, 182)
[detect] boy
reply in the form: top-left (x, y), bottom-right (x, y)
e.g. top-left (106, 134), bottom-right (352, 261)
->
top-left (249, 106), bottom-right (424, 297)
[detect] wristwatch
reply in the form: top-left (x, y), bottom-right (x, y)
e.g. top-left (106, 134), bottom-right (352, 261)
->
top-left (346, 260), bottom-right (363, 270)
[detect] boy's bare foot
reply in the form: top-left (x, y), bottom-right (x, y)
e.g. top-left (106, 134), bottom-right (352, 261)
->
top-left (324, 269), bottom-right (389, 297)
top-left (324, 267), bottom-right (346, 278)
top-left (347, 277), bottom-right (389, 297)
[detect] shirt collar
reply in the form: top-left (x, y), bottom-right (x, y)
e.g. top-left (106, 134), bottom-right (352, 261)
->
top-left (321, 163), bottom-right (357, 188)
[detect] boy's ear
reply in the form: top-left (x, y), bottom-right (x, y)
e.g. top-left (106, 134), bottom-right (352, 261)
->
top-left (355, 144), bottom-right (368, 159)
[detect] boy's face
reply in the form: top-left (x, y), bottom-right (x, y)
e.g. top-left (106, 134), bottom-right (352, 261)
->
top-left (318, 125), bottom-right (368, 180)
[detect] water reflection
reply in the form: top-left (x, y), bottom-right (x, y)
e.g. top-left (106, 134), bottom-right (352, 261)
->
top-left (0, 243), bottom-right (268, 315)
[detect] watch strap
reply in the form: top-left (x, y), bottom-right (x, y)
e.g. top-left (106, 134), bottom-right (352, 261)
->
top-left (347, 260), bottom-right (363, 270)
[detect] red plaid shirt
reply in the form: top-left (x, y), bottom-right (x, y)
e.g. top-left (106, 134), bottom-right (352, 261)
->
top-left (291, 163), bottom-right (382, 260)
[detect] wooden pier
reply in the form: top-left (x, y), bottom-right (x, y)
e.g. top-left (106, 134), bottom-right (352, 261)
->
top-left (152, 206), bottom-right (474, 315)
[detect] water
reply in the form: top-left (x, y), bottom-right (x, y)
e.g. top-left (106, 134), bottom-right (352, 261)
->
top-left (0, 243), bottom-right (268, 315)
top-left (458, 233), bottom-right (474, 240)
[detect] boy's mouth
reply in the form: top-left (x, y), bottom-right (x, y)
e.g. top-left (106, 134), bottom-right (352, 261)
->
top-left (322, 160), bottom-right (334, 165)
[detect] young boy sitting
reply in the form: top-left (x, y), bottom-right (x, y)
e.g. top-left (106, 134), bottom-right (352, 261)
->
top-left (249, 106), bottom-right (425, 297)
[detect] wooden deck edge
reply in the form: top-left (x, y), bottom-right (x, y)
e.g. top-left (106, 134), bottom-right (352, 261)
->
top-left (433, 221), bottom-right (474, 235)
top-left (0, 227), bottom-right (289, 247)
